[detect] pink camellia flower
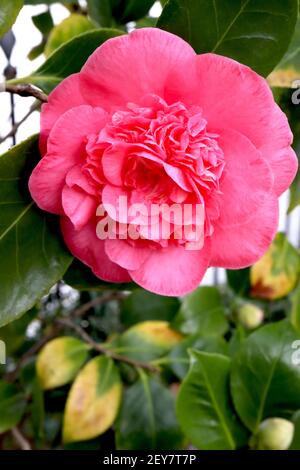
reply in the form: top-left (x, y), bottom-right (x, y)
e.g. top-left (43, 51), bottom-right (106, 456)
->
top-left (29, 28), bottom-right (298, 296)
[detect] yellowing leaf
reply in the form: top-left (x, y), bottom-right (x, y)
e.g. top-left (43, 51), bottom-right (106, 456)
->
top-left (115, 321), bottom-right (182, 362)
top-left (36, 337), bottom-right (89, 390)
top-left (45, 14), bottom-right (95, 57)
top-left (250, 233), bottom-right (300, 300)
top-left (63, 356), bottom-right (122, 443)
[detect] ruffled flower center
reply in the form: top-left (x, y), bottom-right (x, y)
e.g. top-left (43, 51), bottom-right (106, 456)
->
top-left (83, 95), bottom-right (226, 246)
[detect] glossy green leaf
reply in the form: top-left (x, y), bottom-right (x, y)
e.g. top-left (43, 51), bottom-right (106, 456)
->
top-left (31, 378), bottom-right (45, 444)
top-left (0, 136), bottom-right (72, 327)
top-left (291, 280), bottom-right (300, 331)
top-left (116, 371), bottom-right (183, 450)
top-left (268, 16), bottom-right (300, 88)
top-left (176, 350), bottom-right (248, 450)
top-left (9, 29), bottom-right (124, 94)
top-left (230, 321), bottom-right (300, 432)
top-left (114, 0), bottom-right (156, 24)
top-left (87, 0), bottom-right (113, 27)
top-left (157, 0), bottom-right (298, 77)
top-left (120, 288), bottom-right (179, 327)
top-left (0, 0), bottom-right (23, 38)
top-left (250, 233), bottom-right (300, 300)
top-left (168, 335), bottom-right (228, 380)
top-left (36, 337), bottom-right (89, 390)
top-left (114, 320), bottom-right (182, 362)
top-left (226, 268), bottom-right (251, 297)
top-left (172, 286), bottom-right (229, 336)
top-left (63, 356), bottom-right (122, 443)
top-left (0, 308), bottom-right (37, 355)
top-left (32, 10), bottom-right (54, 35)
top-left (0, 381), bottom-right (26, 433)
top-left (290, 410), bottom-right (300, 450)
top-left (45, 14), bottom-right (95, 57)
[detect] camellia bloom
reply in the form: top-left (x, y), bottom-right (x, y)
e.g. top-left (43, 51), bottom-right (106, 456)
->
top-left (29, 28), bottom-right (298, 296)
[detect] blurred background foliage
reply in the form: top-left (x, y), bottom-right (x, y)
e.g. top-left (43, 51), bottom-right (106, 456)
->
top-left (1, 0), bottom-right (300, 451)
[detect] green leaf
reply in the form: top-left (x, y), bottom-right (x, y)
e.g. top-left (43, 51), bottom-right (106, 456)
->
top-left (45, 14), bottom-right (95, 57)
top-left (31, 378), bottom-right (45, 444)
top-left (120, 288), bottom-right (179, 327)
top-left (290, 410), bottom-right (300, 450)
top-left (176, 350), bottom-right (248, 450)
top-left (172, 286), bottom-right (229, 336)
top-left (0, 381), bottom-right (26, 433)
top-left (250, 233), bottom-right (300, 300)
top-left (116, 370), bottom-right (183, 450)
top-left (226, 268), bottom-right (251, 297)
top-left (268, 16), bottom-right (300, 88)
top-left (9, 28), bottom-right (124, 94)
top-left (157, 0), bottom-right (298, 77)
top-left (63, 356), bottom-right (122, 443)
top-left (64, 258), bottom-right (134, 291)
top-left (168, 334), bottom-right (228, 380)
top-left (0, 0), bottom-right (23, 38)
top-left (87, 0), bottom-right (113, 27)
top-left (36, 337), bottom-right (89, 390)
top-left (291, 280), bottom-right (300, 331)
top-left (0, 308), bottom-right (37, 355)
top-left (32, 10), bottom-right (54, 36)
top-left (0, 136), bottom-right (72, 327)
top-left (114, 320), bottom-right (182, 362)
top-left (230, 321), bottom-right (300, 432)
top-left (112, 0), bottom-right (156, 24)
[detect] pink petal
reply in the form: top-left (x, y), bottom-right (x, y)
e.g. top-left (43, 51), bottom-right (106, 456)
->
top-left (29, 106), bottom-right (107, 214)
top-left (105, 239), bottom-right (151, 270)
top-left (61, 217), bottom-right (131, 282)
top-left (40, 74), bottom-right (85, 155)
top-left (65, 165), bottom-right (98, 196)
top-left (80, 28), bottom-right (195, 111)
top-left (209, 195), bottom-right (279, 269)
top-left (166, 53), bottom-right (296, 196)
top-left (216, 129), bottom-right (274, 226)
top-left (62, 185), bottom-right (98, 230)
top-left (102, 184), bottom-right (129, 223)
top-left (260, 105), bottom-right (298, 196)
top-left (129, 241), bottom-right (211, 296)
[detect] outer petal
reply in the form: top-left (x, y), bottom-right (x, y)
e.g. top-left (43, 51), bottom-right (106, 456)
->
top-left (209, 195), bottom-right (279, 269)
top-left (40, 74), bottom-right (85, 155)
top-left (166, 53), bottom-right (297, 195)
top-left (29, 105), bottom-right (107, 214)
top-left (80, 28), bottom-right (195, 110)
top-left (105, 239), bottom-right (151, 270)
top-left (259, 105), bottom-right (298, 196)
top-left (216, 129), bottom-right (274, 226)
top-left (129, 241), bottom-right (211, 296)
top-left (61, 217), bottom-right (131, 282)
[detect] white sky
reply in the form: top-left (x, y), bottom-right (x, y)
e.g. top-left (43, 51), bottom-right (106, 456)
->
top-left (0, 2), bottom-right (299, 286)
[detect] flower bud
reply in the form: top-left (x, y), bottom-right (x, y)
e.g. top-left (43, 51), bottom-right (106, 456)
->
top-left (237, 303), bottom-right (264, 329)
top-left (252, 418), bottom-right (295, 450)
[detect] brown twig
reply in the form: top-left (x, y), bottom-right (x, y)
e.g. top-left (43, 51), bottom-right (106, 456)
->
top-left (11, 427), bottom-right (32, 450)
top-left (5, 292), bottom-right (132, 382)
top-left (72, 291), bottom-right (128, 318)
top-left (0, 101), bottom-right (40, 144)
top-left (56, 317), bottom-right (160, 374)
top-left (4, 83), bottom-right (48, 103)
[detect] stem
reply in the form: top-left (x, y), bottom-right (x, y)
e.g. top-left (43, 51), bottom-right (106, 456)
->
top-left (11, 427), bottom-right (32, 450)
top-left (56, 317), bottom-right (160, 374)
top-left (4, 83), bottom-right (48, 103)
top-left (0, 101), bottom-right (40, 145)
top-left (72, 291), bottom-right (128, 317)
